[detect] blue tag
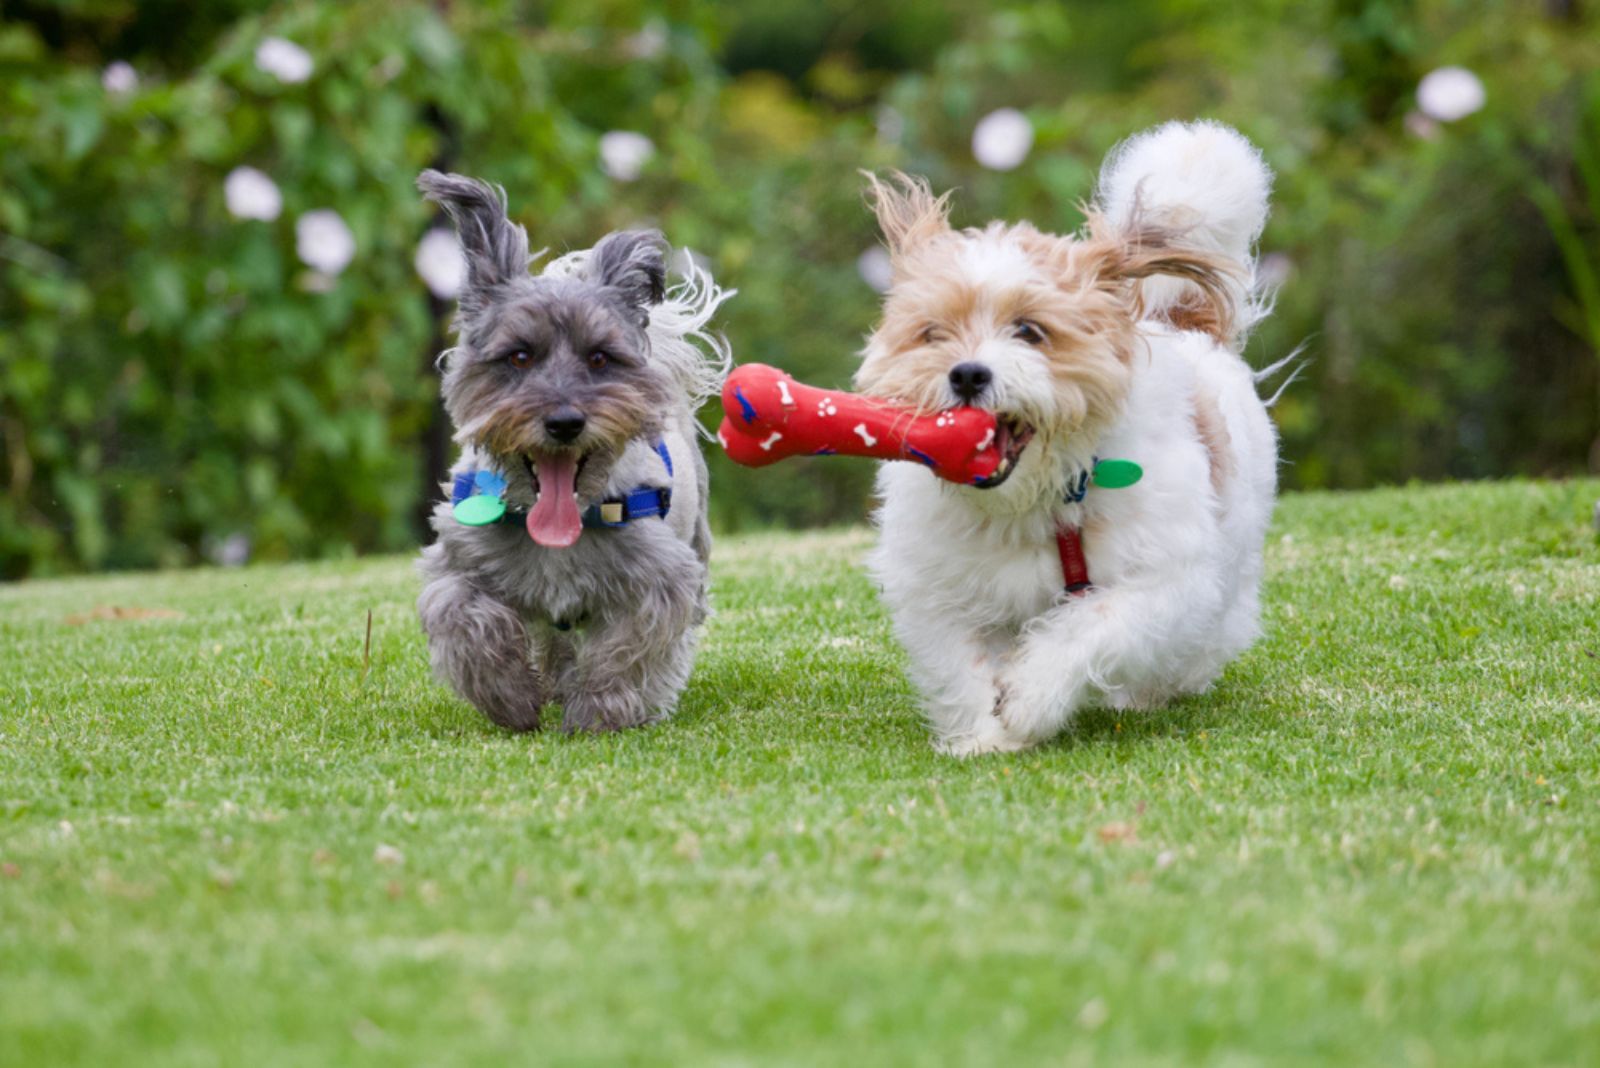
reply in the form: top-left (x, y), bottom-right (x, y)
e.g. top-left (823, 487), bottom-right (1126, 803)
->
top-left (474, 469), bottom-right (507, 496)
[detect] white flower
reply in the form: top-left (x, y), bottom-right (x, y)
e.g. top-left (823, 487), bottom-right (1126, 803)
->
top-left (598, 131), bottom-right (655, 182)
top-left (623, 21), bottom-right (668, 60)
top-left (414, 228), bottom-right (465, 299)
top-left (255, 37), bottom-right (314, 84)
top-left (1256, 252), bottom-right (1294, 290)
top-left (224, 166), bottom-right (283, 221)
top-left (211, 533), bottom-right (251, 568)
top-left (1403, 110), bottom-right (1440, 141)
top-left (101, 61), bottom-right (139, 94)
top-left (972, 107), bottom-right (1033, 171)
top-left (1416, 66), bottom-right (1485, 122)
top-left (372, 54), bottom-right (405, 85)
top-left (875, 105), bottom-right (904, 146)
top-left (856, 246), bottom-right (893, 293)
top-left (295, 209), bottom-right (355, 275)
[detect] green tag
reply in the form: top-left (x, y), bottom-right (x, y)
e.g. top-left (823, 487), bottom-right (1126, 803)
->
top-left (453, 494), bottom-right (507, 526)
top-left (1092, 458), bottom-right (1143, 489)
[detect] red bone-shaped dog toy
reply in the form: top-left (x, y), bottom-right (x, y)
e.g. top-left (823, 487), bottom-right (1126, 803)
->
top-left (716, 363), bottom-right (1003, 486)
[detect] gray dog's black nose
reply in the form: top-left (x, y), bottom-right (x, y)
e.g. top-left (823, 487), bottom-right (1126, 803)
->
top-left (544, 408), bottom-right (587, 444)
top-left (948, 362), bottom-right (993, 403)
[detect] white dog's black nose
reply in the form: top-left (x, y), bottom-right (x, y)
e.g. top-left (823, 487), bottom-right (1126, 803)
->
top-left (544, 408), bottom-right (587, 444)
top-left (948, 362), bottom-right (993, 403)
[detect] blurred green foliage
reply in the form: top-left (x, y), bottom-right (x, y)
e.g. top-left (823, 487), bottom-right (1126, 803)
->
top-left (1, 0), bottom-right (1597, 577)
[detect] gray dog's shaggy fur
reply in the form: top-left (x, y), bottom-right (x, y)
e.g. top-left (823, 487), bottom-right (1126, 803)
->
top-left (415, 170), bottom-right (732, 731)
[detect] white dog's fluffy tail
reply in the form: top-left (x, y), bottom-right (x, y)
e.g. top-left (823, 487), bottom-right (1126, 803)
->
top-left (1097, 120), bottom-right (1273, 348)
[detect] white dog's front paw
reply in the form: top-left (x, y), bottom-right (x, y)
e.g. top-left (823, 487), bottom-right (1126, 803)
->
top-left (993, 670), bottom-right (1071, 746)
top-left (933, 721), bottom-right (1032, 758)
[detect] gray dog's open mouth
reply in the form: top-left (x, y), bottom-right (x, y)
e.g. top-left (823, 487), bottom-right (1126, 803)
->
top-left (522, 452), bottom-right (588, 494)
top-left (520, 452), bottom-right (589, 548)
top-left (973, 417), bottom-right (1035, 489)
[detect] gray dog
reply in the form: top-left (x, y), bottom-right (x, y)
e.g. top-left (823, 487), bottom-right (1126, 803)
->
top-left (415, 171), bottom-right (732, 732)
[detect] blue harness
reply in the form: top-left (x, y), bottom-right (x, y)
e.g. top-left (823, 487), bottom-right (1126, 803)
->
top-left (450, 441), bottom-right (674, 530)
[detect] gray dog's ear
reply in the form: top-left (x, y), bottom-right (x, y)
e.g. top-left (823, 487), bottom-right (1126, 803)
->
top-left (590, 230), bottom-right (667, 322)
top-left (417, 170), bottom-right (530, 295)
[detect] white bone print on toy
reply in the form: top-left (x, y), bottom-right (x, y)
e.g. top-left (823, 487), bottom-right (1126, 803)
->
top-left (976, 427), bottom-right (995, 451)
top-left (759, 431), bottom-right (784, 451)
top-left (776, 379), bottom-right (796, 408)
top-left (852, 423), bottom-right (878, 448)
top-left (816, 399), bottom-right (838, 417)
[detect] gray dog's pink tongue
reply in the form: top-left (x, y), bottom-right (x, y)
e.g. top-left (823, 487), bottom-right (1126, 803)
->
top-left (527, 455), bottom-right (582, 548)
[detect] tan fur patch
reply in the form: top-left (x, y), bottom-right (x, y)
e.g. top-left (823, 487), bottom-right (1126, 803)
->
top-left (1192, 388), bottom-right (1234, 495)
top-left (855, 218), bottom-right (1137, 431)
top-left (1166, 302), bottom-right (1227, 339)
top-left (854, 177), bottom-right (1244, 455)
top-left (1078, 210), bottom-right (1243, 345)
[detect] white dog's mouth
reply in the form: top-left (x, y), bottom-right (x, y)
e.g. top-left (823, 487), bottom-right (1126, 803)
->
top-left (974, 416), bottom-right (1035, 489)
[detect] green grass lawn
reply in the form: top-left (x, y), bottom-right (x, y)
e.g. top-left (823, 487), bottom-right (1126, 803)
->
top-left (3, 479), bottom-right (1598, 1066)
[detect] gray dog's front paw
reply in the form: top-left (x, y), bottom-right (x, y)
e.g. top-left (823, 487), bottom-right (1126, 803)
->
top-left (478, 683), bottom-right (548, 732)
top-left (560, 683), bottom-right (656, 734)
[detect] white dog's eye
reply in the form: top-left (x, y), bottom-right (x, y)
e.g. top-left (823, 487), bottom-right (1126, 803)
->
top-left (919, 325), bottom-right (943, 345)
top-left (1013, 320), bottom-right (1046, 345)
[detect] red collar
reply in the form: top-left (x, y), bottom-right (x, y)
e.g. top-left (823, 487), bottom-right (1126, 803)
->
top-left (1052, 456), bottom-right (1146, 597)
top-left (1056, 525), bottom-right (1092, 597)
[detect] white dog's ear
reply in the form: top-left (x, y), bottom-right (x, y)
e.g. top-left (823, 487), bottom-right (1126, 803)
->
top-left (861, 170), bottom-right (952, 262)
top-left (1082, 213), bottom-right (1243, 342)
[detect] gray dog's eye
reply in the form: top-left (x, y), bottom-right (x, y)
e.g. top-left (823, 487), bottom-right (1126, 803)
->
top-left (506, 349), bottom-right (533, 369)
top-left (587, 350), bottom-right (609, 371)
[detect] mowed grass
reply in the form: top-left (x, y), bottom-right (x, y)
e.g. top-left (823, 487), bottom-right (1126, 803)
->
top-left (2, 479), bottom-right (1598, 1066)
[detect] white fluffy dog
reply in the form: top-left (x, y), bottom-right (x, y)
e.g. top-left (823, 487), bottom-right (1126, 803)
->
top-left (856, 121), bottom-right (1281, 755)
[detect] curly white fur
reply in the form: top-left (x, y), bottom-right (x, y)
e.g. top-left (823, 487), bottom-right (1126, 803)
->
top-left (1099, 119), bottom-right (1274, 347)
top-left (864, 121), bottom-right (1281, 755)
